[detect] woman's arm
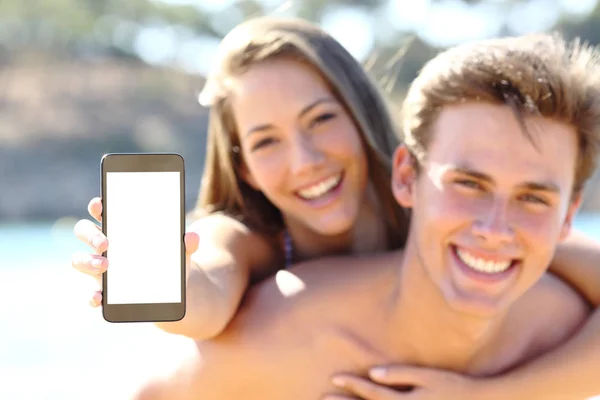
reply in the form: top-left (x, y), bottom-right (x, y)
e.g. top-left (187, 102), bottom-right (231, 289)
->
top-left (329, 313), bottom-right (600, 400)
top-left (475, 309), bottom-right (600, 400)
top-left (329, 230), bottom-right (600, 400)
top-left (549, 229), bottom-right (600, 306)
top-left (73, 198), bottom-right (278, 339)
top-left (485, 228), bottom-right (600, 398)
top-left (155, 213), bottom-right (277, 339)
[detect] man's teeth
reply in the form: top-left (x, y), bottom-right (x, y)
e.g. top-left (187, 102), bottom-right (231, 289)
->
top-left (297, 174), bottom-right (342, 200)
top-left (456, 248), bottom-right (512, 274)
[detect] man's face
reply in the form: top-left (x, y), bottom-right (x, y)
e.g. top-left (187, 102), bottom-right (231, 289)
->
top-left (393, 102), bottom-right (582, 317)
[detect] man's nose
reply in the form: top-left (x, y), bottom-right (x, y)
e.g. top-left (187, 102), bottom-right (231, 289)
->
top-left (472, 199), bottom-right (515, 246)
top-left (289, 133), bottom-right (325, 175)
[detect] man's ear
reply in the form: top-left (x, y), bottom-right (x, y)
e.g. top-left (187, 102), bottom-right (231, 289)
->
top-left (559, 191), bottom-right (583, 242)
top-left (391, 145), bottom-right (417, 209)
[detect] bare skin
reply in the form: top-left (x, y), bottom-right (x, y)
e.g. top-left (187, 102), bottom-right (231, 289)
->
top-left (72, 58), bottom-right (600, 343)
top-left (73, 58), bottom-right (383, 339)
top-left (130, 252), bottom-right (588, 400)
top-left (73, 206), bottom-right (276, 338)
top-left (127, 102), bottom-right (592, 399)
top-left (69, 40), bottom-right (600, 399)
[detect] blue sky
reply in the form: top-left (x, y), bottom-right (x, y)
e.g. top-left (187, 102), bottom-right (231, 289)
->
top-left (136, 0), bottom-right (598, 76)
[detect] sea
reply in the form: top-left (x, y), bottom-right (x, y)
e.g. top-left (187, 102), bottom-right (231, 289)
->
top-left (1, 215), bottom-right (599, 399)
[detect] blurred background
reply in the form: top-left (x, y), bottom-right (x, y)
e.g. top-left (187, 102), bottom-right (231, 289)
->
top-left (1, 0), bottom-right (599, 398)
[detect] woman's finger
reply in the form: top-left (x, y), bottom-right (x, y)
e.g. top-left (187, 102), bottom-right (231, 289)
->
top-left (332, 375), bottom-right (406, 400)
top-left (71, 252), bottom-right (107, 281)
top-left (89, 290), bottom-right (103, 307)
top-left (368, 366), bottom-right (437, 386)
top-left (73, 219), bottom-right (108, 254)
top-left (88, 197), bottom-right (103, 223)
top-left (322, 395), bottom-right (359, 400)
top-left (184, 231), bottom-right (200, 256)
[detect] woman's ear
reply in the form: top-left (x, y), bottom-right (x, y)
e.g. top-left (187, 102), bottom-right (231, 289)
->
top-left (391, 145), bottom-right (417, 209)
top-left (239, 159), bottom-right (259, 190)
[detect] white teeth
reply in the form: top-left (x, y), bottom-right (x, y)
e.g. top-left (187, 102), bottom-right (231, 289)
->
top-left (456, 248), bottom-right (512, 274)
top-left (297, 174), bottom-right (342, 200)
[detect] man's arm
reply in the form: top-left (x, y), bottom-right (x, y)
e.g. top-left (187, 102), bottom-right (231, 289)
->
top-left (155, 213), bottom-right (276, 339)
top-left (549, 229), bottom-right (600, 305)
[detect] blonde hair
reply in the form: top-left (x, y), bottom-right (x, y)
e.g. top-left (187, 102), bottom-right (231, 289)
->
top-left (402, 33), bottom-right (600, 193)
top-left (192, 16), bottom-right (409, 249)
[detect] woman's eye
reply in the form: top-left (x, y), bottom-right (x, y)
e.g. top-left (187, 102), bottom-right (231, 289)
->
top-left (310, 112), bottom-right (336, 128)
top-left (251, 137), bottom-right (277, 151)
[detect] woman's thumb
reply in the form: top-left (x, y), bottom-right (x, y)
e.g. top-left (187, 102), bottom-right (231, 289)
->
top-left (184, 231), bottom-right (200, 255)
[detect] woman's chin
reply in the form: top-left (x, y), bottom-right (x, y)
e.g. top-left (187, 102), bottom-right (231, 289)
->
top-left (309, 215), bottom-right (356, 237)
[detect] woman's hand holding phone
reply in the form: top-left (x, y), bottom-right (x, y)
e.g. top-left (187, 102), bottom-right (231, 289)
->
top-left (71, 197), bottom-right (199, 308)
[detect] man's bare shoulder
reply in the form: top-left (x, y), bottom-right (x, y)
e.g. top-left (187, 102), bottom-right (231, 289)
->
top-left (226, 251), bottom-right (401, 338)
top-left (509, 272), bottom-right (591, 357)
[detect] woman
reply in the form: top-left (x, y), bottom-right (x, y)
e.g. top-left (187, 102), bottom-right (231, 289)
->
top-left (72, 17), bottom-right (600, 398)
top-left (75, 16), bottom-right (408, 339)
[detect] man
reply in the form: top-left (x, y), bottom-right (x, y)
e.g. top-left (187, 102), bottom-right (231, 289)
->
top-left (133, 33), bottom-right (600, 399)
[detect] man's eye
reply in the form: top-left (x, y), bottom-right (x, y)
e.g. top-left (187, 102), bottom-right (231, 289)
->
top-left (455, 179), bottom-right (482, 190)
top-left (519, 194), bottom-right (549, 206)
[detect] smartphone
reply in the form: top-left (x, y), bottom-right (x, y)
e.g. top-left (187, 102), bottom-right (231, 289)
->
top-left (100, 153), bottom-right (186, 323)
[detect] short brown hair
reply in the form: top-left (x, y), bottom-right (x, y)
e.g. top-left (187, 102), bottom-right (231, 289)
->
top-left (401, 33), bottom-right (600, 193)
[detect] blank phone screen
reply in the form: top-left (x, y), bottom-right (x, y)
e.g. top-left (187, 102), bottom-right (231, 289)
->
top-left (105, 171), bottom-right (182, 305)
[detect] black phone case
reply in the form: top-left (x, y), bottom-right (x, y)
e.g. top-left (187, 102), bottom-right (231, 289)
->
top-left (100, 153), bottom-right (186, 323)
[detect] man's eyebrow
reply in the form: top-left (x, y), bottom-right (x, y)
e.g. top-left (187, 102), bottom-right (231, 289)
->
top-left (244, 97), bottom-right (336, 138)
top-left (518, 181), bottom-right (561, 193)
top-left (450, 166), bottom-right (494, 183)
top-left (450, 166), bottom-right (561, 193)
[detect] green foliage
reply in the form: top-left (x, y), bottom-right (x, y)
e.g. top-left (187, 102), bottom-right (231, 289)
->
top-left (2, 0), bottom-right (600, 72)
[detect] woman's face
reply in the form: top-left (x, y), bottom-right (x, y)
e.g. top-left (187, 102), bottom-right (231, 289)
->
top-left (230, 57), bottom-right (369, 237)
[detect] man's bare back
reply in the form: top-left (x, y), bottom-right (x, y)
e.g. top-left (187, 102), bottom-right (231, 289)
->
top-left (132, 251), bottom-right (589, 400)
